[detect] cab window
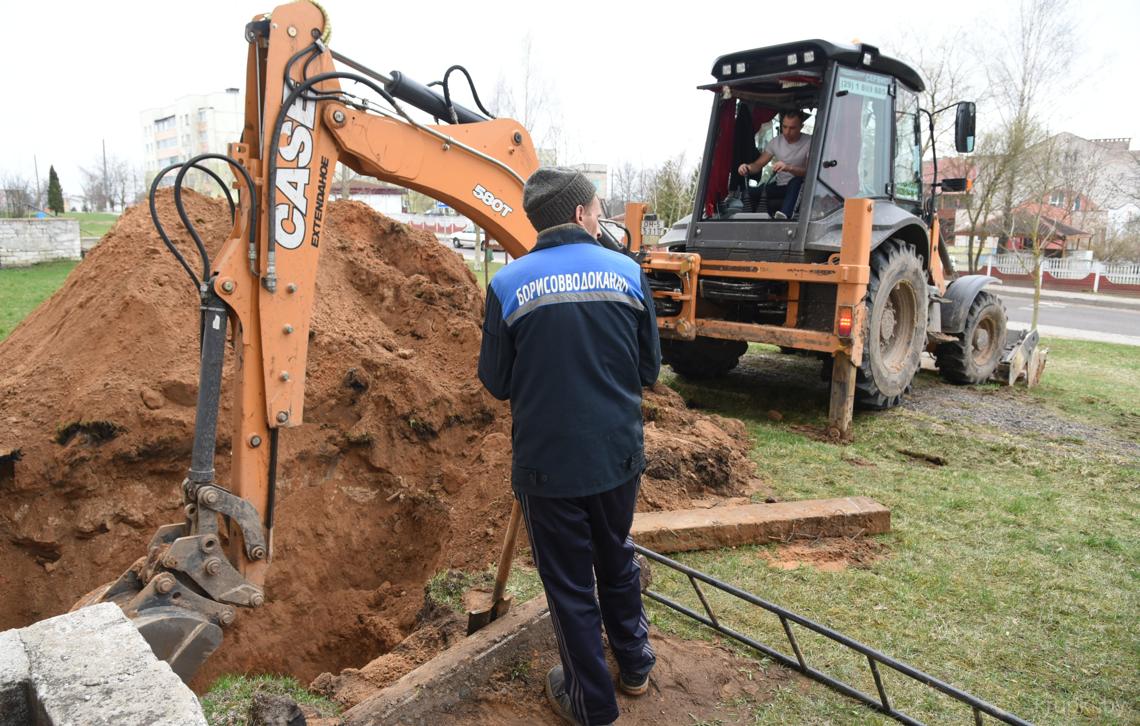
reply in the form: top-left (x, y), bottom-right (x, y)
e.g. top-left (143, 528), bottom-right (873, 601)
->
top-left (812, 67), bottom-right (893, 219)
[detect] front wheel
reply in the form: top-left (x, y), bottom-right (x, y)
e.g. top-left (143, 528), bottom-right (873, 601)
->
top-left (661, 337), bottom-right (748, 380)
top-left (855, 241), bottom-right (928, 410)
top-left (935, 291), bottom-right (1007, 384)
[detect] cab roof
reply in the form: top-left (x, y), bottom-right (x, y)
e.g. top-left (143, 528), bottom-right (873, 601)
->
top-left (709, 40), bottom-right (925, 93)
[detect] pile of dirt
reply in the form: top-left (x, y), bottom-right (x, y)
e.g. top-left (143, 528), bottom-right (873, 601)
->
top-left (0, 191), bottom-right (759, 688)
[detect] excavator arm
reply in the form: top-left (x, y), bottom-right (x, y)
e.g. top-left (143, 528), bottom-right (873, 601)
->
top-left (77, 1), bottom-right (543, 681)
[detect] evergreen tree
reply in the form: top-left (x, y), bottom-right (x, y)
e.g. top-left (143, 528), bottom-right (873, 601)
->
top-left (47, 166), bottom-right (64, 215)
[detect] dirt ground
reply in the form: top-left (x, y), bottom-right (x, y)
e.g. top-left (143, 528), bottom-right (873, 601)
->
top-left (720, 347), bottom-right (1139, 459)
top-left (312, 595), bottom-right (791, 726)
top-left (442, 629), bottom-right (791, 725)
top-left (0, 192), bottom-right (761, 690)
top-left (758, 536), bottom-right (888, 573)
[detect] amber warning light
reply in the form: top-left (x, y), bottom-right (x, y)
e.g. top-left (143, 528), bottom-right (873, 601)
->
top-left (836, 306), bottom-right (855, 339)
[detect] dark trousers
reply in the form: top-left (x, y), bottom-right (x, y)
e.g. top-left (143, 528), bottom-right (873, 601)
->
top-left (766, 176), bottom-right (805, 218)
top-left (518, 474), bottom-right (655, 725)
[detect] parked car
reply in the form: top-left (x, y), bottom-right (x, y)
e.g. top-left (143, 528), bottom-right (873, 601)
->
top-left (444, 230), bottom-right (477, 249)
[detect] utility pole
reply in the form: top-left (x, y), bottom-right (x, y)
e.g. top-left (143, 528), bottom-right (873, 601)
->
top-left (481, 227), bottom-right (495, 289)
top-left (102, 139), bottom-right (109, 212)
top-left (33, 155), bottom-right (41, 210)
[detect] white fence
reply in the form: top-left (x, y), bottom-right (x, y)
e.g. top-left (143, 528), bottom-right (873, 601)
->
top-left (978, 253), bottom-right (1140, 290)
top-left (1103, 262), bottom-right (1140, 286)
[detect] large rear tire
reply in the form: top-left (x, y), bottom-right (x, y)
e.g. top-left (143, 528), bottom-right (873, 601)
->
top-left (855, 241), bottom-right (928, 410)
top-left (661, 337), bottom-right (748, 380)
top-left (935, 291), bottom-right (1007, 384)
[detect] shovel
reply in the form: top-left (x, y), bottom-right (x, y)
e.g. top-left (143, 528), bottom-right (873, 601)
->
top-left (467, 498), bottom-right (523, 635)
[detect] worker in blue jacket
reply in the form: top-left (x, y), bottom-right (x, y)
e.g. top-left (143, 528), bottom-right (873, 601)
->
top-left (478, 166), bottom-right (661, 726)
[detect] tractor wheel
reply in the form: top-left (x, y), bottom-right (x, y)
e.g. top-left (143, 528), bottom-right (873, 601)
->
top-left (935, 291), bottom-right (1007, 384)
top-left (855, 241), bottom-right (928, 410)
top-left (661, 337), bottom-right (748, 380)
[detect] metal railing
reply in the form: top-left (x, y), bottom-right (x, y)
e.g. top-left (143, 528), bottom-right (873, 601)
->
top-left (635, 545), bottom-right (1031, 726)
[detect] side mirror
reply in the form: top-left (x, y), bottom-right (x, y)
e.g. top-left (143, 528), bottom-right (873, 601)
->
top-left (941, 178), bottom-right (971, 192)
top-left (597, 219), bottom-right (631, 254)
top-left (955, 101), bottom-right (976, 153)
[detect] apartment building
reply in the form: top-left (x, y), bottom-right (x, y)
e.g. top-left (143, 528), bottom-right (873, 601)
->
top-left (140, 89), bottom-right (243, 192)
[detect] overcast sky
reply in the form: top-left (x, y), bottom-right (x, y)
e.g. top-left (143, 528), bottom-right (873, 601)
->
top-left (4, 0), bottom-right (1136, 194)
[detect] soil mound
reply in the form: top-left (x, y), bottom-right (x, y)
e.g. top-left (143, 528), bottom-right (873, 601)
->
top-left (0, 192), bottom-right (757, 687)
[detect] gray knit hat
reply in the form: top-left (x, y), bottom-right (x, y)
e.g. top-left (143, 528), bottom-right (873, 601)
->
top-left (522, 167), bottom-right (597, 233)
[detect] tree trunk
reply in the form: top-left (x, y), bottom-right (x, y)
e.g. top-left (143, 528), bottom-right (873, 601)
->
top-left (1031, 257), bottom-right (1042, 329)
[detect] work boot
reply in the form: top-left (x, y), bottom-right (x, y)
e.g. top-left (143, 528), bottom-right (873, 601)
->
top-left (618, 669), bottom-right (650, 696)
top-left (545, 665), bottom-right (614, 726)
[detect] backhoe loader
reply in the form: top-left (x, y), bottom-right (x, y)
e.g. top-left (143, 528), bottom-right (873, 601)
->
top-left (636, 41), bottom-right (1044, 437)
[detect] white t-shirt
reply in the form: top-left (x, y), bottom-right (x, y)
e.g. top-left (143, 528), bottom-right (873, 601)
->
top-left (764, 133), bottom-right (812, 186)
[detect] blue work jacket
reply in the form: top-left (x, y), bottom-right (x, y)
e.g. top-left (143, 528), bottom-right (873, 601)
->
top-left (478, 224), bottom-right (661, 497)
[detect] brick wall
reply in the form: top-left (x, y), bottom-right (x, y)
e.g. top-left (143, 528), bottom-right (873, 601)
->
top-left (0, 219), bottom-right (81, 268)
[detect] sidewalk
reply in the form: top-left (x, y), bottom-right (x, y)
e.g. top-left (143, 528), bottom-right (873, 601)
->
top-left (990, 283), bottom-right (1140, 310)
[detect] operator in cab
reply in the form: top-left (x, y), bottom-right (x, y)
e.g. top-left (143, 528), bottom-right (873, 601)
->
top-left (478, 167), bottom-right (661, 726)
top-left (737, 109), bottom-right (811, 220)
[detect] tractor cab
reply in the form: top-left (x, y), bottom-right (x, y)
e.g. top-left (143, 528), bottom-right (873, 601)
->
top-left (689, 40), bottom-right (935, 265)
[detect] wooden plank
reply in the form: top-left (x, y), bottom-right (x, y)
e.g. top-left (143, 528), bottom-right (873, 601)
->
top-left (632, 497), bottom-right (890, 554)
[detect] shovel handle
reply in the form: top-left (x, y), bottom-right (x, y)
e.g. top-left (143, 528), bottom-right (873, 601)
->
top-left (490, 499), bottom-right (523, 603)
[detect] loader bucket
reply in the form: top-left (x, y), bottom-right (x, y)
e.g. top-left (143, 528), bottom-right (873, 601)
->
top-left (995, 328), bottom-right (1048, 387)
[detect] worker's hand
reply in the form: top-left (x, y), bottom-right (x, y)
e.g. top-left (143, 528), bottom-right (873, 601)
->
top-left (737, 163), bottom-right (751, 176)
top-left (772, 161), bottom-right (787, 173)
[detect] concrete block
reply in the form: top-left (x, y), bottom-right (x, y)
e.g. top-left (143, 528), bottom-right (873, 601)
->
top-left (631, 496), bottom-right (891, 553)
top-left (14, 603), bottom-right (207, 726)
top-left (344, 595), bottom-right (554, 726)
top-left (0, 629), bottom-right (31, 726)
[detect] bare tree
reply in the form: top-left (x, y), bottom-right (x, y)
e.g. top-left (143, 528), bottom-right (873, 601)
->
top-left (961, 132), bottom-right (1014, 272)
top-left (646, 154), bottom-right (698, 227)
top-left (405, 189), bottom-right (435, 214)
top-left (109, 160), bottom-right (144, 211)
top-left (1015, 133), bottom-right (1102, 326)
top-left (79, 163), bottom-right (110, 212)
top-left (984, 0), bottom-right (1078, 257)
top-left (80, 153), bottom-right (144, 212)
top-left (488, 35), bottom-right (565, 163)
top-left (0, 173), bottom-right (35, 217)
top-left (334, 162), bottom-right (360, 199)
top-left (487, 73), bottom-right (516, 119)
top-left (1094, 213), bottom-right (1140, 262)
top-left (610, 162), bottom-right (646, 206)
top-left (902, 30), bottom-right (976, 159)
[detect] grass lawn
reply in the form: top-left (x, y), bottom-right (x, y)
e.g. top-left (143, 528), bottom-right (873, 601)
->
top-left (200, 674), bottom-right (338, 724)
top-left (62, 211), bottom-right (118, 238)
top-left (645, 341), bottom-right (1138, 724)
top-left (0, 260), bottom-right (77, 340)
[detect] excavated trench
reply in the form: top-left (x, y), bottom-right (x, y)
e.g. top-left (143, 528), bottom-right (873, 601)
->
top-left (0, 193), bottom-right (761, 691)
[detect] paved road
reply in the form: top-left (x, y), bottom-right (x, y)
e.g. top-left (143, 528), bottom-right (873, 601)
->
top-left (1000, 294), bottom-right (1140, 346)
top-left (439, 240), bottom-right (510, 264)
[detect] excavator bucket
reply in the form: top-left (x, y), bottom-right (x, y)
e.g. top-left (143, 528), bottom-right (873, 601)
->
top-left (71, 524), bottom-right (231, 682)
top-left (73, 574), bottom-right (223, 683)
top-left (995, 328), bottom-right (1048, 387)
